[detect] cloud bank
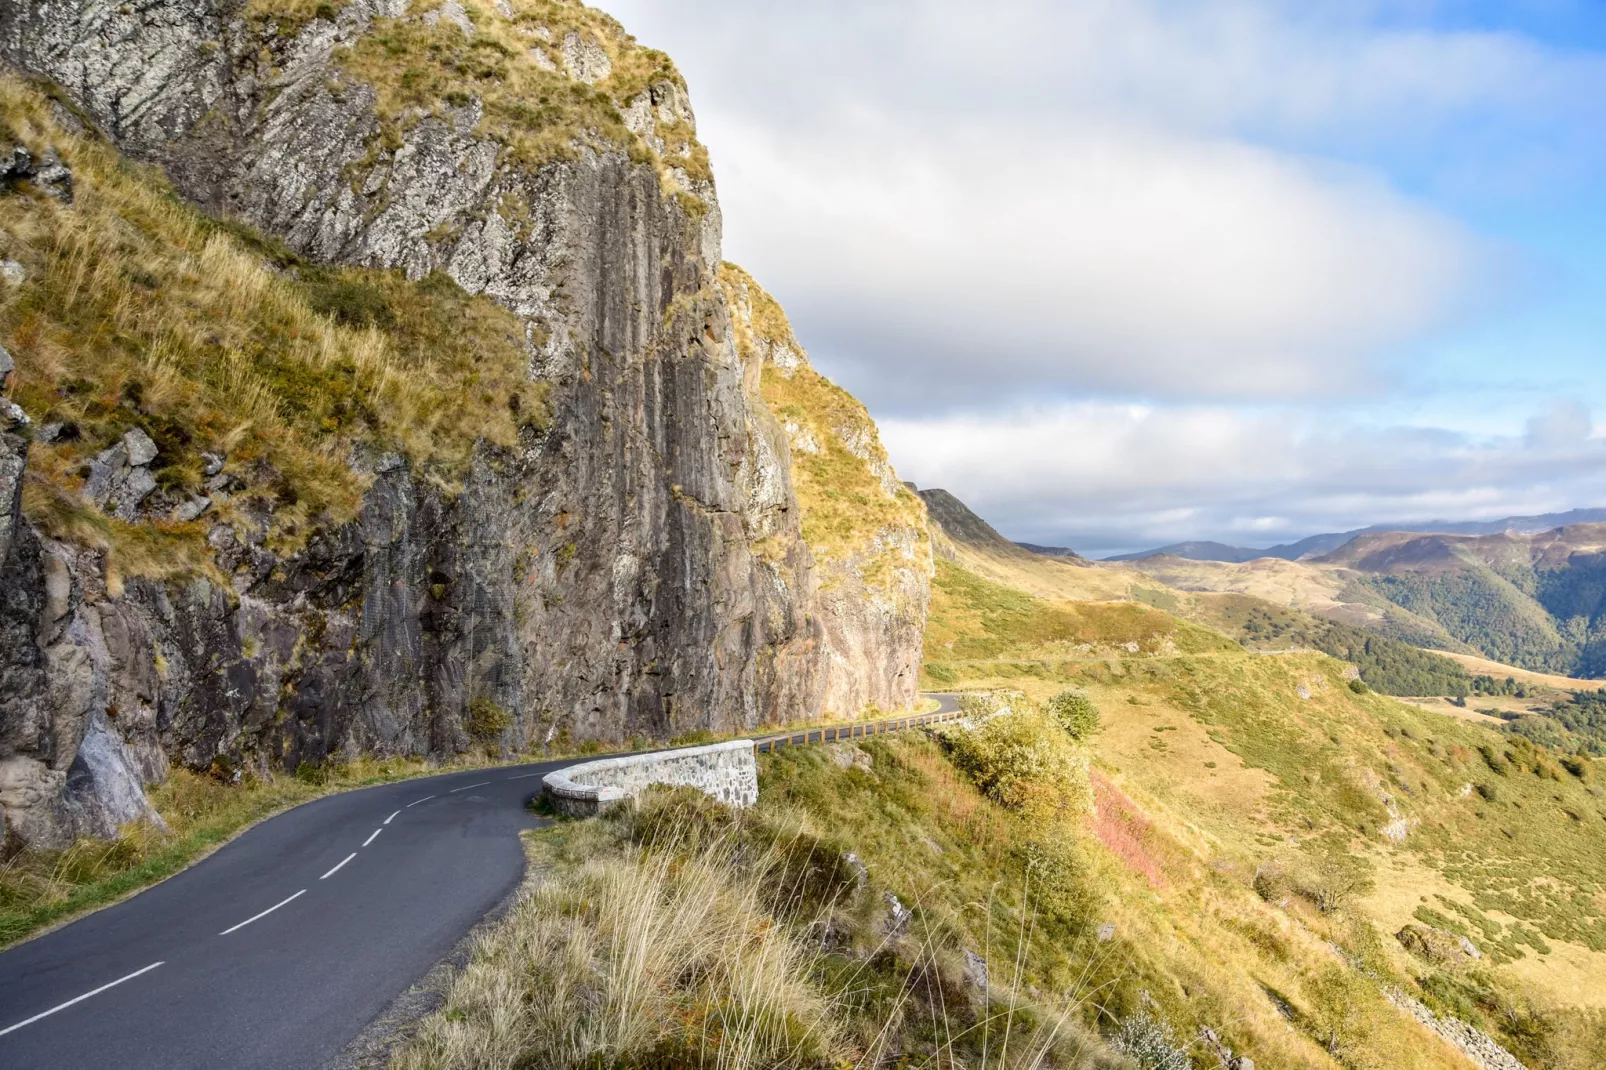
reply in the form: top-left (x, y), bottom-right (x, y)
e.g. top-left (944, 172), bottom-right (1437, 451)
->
top-left (604, 0), bottom-right (1606, 548)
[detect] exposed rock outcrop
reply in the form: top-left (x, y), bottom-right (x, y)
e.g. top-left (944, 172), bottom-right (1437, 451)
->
top-left (0, 0), bottom-right (930, 846)
top-left (721, 265), bottom-right (931, 717)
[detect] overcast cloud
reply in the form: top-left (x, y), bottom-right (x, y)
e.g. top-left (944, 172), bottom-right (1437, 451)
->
top-left (607, 0), bottom-right (1606, 555)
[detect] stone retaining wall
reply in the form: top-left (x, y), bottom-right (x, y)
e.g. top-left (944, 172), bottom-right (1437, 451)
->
top-left (542, 704), bottom-right (964, 817)
top-left (542, 740), bottom-right (758, 817)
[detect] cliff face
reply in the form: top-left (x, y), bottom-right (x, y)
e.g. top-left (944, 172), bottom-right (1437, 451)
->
top-left (0, 0), bottom-right (925, 847)
top-left (722, 266), bottom-right (931, 718)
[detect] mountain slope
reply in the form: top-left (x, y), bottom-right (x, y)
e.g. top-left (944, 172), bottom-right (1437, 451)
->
top-left (917, 485), bottom-right (1136, 602)
top-left (917, 551), bottom-right (1606, 1068)
top-left (1320, 526), bottom-right (1606, 676)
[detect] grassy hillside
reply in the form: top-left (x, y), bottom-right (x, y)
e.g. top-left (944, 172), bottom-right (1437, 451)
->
top-left (1120, 527), bottom-right (1606, 679)
top-left (911, 557), bottom-right (1606, 1068)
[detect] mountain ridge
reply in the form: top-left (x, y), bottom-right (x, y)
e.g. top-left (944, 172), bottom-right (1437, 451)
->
top-left (1106, 507), bottom-right (1606, 563)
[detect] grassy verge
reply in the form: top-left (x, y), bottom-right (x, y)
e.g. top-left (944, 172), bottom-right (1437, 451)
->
top-left (396, 776), bottom-right (1116, 1069)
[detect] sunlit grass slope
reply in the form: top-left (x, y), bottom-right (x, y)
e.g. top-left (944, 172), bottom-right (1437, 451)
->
top-left (919, 556), bottom-right (1606, 1068)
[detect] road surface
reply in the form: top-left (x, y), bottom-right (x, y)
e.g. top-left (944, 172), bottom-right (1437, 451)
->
top-left (0, 762), bottom-right (563, 1069)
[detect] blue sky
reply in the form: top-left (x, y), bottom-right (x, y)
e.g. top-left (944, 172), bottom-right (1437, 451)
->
top-left (607, 0), bottom-right (1606, 556)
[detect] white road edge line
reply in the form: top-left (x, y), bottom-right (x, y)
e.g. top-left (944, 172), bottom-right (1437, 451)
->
top-left (506, 772), bottom-right (542, 780)
top-left (0, 961), bottom-right (164, 1037)
top-left (448, 781), bottom-right (490, 793)
top-left (220, 889), bottom-right (306, 936)
top-left (320, 853), bottom-right (357, 880)
top-left (383, 809), bottom-right (401, 825)
top-left (362, 828), bottom-right (382, 847)
top-left (405, 795), bottom-right (436, 808)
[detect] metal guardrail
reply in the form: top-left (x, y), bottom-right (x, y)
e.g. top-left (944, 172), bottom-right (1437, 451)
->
top-left (753, 708), bottom-right (964, 754)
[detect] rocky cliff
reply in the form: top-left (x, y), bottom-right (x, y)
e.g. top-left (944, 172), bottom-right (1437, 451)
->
top-left (0, 0), bottom-right (926, 847)
top-left (721, 266), bottom-right (931, 717)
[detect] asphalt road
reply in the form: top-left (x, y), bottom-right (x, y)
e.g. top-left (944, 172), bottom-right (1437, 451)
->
top-left (0, 698), bottom-right (962, 1069)
top-left (0, 760), bottom-right (568, 1069)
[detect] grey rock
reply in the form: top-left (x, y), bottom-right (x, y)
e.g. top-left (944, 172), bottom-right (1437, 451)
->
top-left (0, 260), bottom-right (23, 286)
top-left (1097, 922), bottom-right (1117, 942)
top-left (0, 144), bottom-right (28, 182)
top-left (1385, 988), bottom-right (1525, 1070)
top-left (1235, 1059), bottom-right (1255, 1070)
top-left (172, 496), bottom-right (212, 523)
top-left (64, 711), bottom-right (166, 838)
top-left (83, 432), bottom-right (157, 519)
top-left (843, 851), bottom-right (868, 889)
top-left (884, 891), bottom-right (912, 936)
top-left (83, 441), bottom-right (130, 508)
top-left (0, 0), bottom-right (931, 847)
top-left (1, 400), bottom-right (25, 430)
top-left (1460, 935), bottom-right (1483, 960)
top-left (0, 426), bottom-right (25, 568)
top-left (29, 149), bottom-right (73, 203)
top-left (200, 451), bottom-right (225, 477)
top-left (0, 343), bottom-right (11, 392)
top-left (123, 427), bottom-right (159, 467)
top-left (36, 421), bottom-right (78, 444)
top-left (962, 949), bottom-right (989, 991)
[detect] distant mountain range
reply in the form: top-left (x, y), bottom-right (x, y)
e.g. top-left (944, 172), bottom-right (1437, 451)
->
top-left (1102, 508), bottom-right (1606, 563)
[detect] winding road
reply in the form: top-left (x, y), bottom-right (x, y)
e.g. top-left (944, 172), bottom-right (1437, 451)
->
top-left (0, 697), bottom-right (962, 1069)
top-left (0, 761), bottom-right (563, 1069)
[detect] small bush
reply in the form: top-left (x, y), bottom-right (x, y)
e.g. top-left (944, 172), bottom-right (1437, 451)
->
top-left (1111, 1007), bottom-right (1189, 1070)
top-left (1046, 688), bottom-right (1101, 740)
top-left (1348, 678), bottom-right (1370, 694)
top-left (938, 709), bottom-right (1091, 826)
top-left (465, 697), bottom-right (511, 745)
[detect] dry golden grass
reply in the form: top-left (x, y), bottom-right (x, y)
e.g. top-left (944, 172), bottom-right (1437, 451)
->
top-left (950, 542), bottom-right (1138, 603)
top-left (335, 0), bottom-right (710, 196)
top-left (1437, 652), bottom-right (1606, 693)
top-left (396, 824), bottom-right (837, 1070)
top-left (922, 557), bottom-right (1606, 1066)
top-left (397, 792), bottom-right (1111, 1070)
top-left (0, 73), bottom-right (542, 567)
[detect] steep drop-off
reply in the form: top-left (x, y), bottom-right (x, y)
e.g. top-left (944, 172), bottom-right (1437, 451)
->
top-left (0, 0), bottom-right (926, 847)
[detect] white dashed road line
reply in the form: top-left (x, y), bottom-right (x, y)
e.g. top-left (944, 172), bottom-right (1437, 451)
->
top-left (320, 853), bottom-right (357, 880)
top-left (448, 781), bottom-right (490, 793)
top-left (384, 810), bottom-right (401, 825)
top-left (0, 961), bottom-right (164, 1037)
top-left (220, 890), bottom-right (306, 936)
top-left (405, 795), bottom-right (435, 808)
top-left (362, 829), bottom-right (382, 848)
top-left (506, 772), bottom-right (543, 780)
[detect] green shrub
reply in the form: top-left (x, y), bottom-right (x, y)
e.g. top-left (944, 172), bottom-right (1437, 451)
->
top-left (466, 697), bottom-right (511, 745)
top-left (937, 709), bottom-right (1090, 826)
top-left (1045, 688), bottom-right (1101, 740)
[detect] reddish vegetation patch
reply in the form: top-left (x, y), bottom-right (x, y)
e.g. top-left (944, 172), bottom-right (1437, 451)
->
top-left (1089, 771), bottom-right (1166, 889)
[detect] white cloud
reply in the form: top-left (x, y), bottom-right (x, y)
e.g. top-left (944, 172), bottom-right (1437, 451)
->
top-left (596, 0), bottom-right (1605, 408)
top-left (597, 0), bottom-right (1606, 546)
top-left (723, 113), bottom-right (1478, 405)
top-left (881, 400), bottom-right (1606, 555)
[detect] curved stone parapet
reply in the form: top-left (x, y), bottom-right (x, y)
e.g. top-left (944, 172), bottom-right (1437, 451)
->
top-left (542, 739), bottom-right (758, 817)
